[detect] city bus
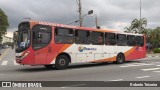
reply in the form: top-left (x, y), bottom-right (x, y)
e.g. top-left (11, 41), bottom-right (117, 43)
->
top-left (15, 21), bottom-right (146, 69)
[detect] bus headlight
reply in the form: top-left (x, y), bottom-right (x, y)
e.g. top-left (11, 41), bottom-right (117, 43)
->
top-left (17, 51), bottom-right (30, 59)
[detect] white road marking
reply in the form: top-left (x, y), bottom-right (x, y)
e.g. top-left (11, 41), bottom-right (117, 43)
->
top-left (120, 63), bottom-right (153, 67)
top-left (153, 71), bottom-right (160, 73)
top-left (0, 49), bottom-right (10, 61)
top-left (14, 60), bottom-right (19, 65)
top-left (141, 68), bottom-right (160, 71)
top-left (1, 61), bottom-right (8, 65)
top-left (147, 56), bottom-right (153, 58)
top-left (136, 76), bottom-right (150, 79)
top-left (151, 62), bottom-right (160, 64)
top-left (110, 79), bottom-right (123, 81)
top-left (157, 65), bottom-right (160, 66)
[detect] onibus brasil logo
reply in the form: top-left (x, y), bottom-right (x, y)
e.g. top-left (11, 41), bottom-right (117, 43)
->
top-left (78, 46), bottom-right (97, 52)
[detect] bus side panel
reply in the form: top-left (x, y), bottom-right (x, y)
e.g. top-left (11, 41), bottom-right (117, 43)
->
top-left (125, 46), bottom-right (146, 60)
top-left (63, 44), bottom-right (76, 63)
top-left (125, 36), bottom-right (146, 60)
top-left (103, 46), bottom-right (118, 62)
top-left (47, 44), bottom-right (72, 64)
top-left (20, 48), bottom-right (35, 65)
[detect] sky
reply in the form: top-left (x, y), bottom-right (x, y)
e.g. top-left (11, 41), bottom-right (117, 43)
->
top-left (0, 0), bottom-right (160, 37)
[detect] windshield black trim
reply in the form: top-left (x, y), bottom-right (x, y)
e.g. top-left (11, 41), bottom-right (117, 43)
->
top-left (16, 22), bottom-right (31, 53)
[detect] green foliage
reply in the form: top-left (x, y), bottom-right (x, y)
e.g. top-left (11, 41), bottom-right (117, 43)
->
top-left (153, 48), bottom-right (160, 53)
top-left (148, 27), bottom-right (160, 48)
top-left (0, 8), bottom-right (9, 42)
top-left (125, 18), bottom-right (160, 48)
top-left (124, 18), bottom-right (147, 34)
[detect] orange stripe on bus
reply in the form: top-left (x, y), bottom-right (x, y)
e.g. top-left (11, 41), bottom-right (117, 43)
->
top-left (91, 47), bottom-right (135, 63)
top-left (58, 44), bottom-right (72, 53)
top-left (124, 47), bottom-right (136, 57)
top-left (49, 44), bottom-right (72, 64)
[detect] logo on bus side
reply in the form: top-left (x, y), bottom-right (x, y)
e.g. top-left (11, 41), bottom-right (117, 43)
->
top-left (78, 46), bottom-right (97, 52)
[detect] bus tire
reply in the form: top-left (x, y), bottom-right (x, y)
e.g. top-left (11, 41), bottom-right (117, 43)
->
top-left (115, 53), bottom-right (125, 64)
top-left (44, 65), bottom-right (53, 69)
top-left (55, 55), bottom-right (69, 70)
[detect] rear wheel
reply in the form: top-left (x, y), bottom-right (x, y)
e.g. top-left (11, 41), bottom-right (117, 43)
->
top-left (55, 55), bottom-right (69, 70)
top-left (115, 53), bottom-right (125, 64)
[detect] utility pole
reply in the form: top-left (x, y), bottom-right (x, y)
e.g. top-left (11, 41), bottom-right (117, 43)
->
top-left (140, 0), bottom-right (142, 21)
top-left (76, 0), bottom-right (93, 27)
top-left (77, 0), bottom-right (82, 26)
top-left (139, 0), bottom-right (142, 32)
top-left (95, 14), bottom-right (100, 29)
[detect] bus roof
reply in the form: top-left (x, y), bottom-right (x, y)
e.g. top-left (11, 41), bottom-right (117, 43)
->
top-left (29, 21), bottom-right (144, 36)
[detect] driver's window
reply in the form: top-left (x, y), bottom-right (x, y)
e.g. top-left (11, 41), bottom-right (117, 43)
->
top-left (32, 25), bottom-right (52, 50)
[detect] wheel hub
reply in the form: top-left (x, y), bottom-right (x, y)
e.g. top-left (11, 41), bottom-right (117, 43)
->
top-left (59, 59), bottom-right (66, 66)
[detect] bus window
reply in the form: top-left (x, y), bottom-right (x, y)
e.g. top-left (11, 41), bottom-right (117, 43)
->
top-left (127, 35), bottom-right (136, 46)
top-left (105, 33), bottom-right (116, 45)
top-left (117, 34), bottom-right (126, 46)
top-left (75, 30), bottom-right (90, 44)
top-left (55, 28), bottom-right (74, 44)
top-left (91, 31), bottom-right (104, 45)
top-left (136, 36), bottom-right (144, 47)
top-left (32, 25), bottom-right (52, 50)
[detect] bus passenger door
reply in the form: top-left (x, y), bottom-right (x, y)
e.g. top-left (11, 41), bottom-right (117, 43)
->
top-left (34, 47), bottom-right (48, 65)
top-left (32, 25), bottom-right (52, 65)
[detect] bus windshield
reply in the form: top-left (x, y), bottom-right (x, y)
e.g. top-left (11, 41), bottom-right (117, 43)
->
top-left (16, 30), bottom-right (30, 52)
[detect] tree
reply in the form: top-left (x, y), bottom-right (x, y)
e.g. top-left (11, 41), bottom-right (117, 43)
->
top-left (149, 27), bottom-right (160, 48)
top-left (125, 18), bottom-right (147, 34)
top-left (0, 8), bottom-right (9, 43)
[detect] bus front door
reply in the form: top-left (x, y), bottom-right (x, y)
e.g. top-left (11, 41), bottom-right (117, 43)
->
top-left (34, 48), bottom-right (48, 65)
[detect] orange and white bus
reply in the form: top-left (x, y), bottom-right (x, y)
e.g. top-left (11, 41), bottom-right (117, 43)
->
top-left (15, 21), bottom-right (146, 69)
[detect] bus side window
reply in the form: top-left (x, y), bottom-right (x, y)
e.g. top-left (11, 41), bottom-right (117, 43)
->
top-left (117, 34), bottom-right (126, 46)
top-left (92, 32), bottom-right (104, 45)
top-left (75, 30), bottom-right (90, 44)
top-left (105, 33), bottom-right (116, 45)
top-left (55, 28), bottom-right (74, 44)
top-left (127, 35), bottom-right (136, 46)
top-left (136, 36), bottom-right (144, 47)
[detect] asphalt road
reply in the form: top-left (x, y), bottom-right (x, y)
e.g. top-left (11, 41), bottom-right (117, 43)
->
top-left (0, 48), bottom-right (160, 90)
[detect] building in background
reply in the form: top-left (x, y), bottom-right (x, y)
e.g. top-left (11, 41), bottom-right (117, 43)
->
top-left (1, 36), bottom-right (13, 44)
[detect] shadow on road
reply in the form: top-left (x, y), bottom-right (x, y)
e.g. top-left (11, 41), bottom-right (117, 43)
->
top-left (16, 60), bottom-right (141, 72)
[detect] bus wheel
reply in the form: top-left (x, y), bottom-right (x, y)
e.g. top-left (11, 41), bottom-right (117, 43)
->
top-left (55, 55), bottom-right (69, 70)
top-left (44, 65), bottom-right (53, 69)
top-left (115, 53), bottom-right (125, 64)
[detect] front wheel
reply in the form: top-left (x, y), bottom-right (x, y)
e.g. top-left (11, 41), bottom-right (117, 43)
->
top-left (55, 55), bottom-right (69, 70)
top-left (114, 54), bottom-right (125, 64)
